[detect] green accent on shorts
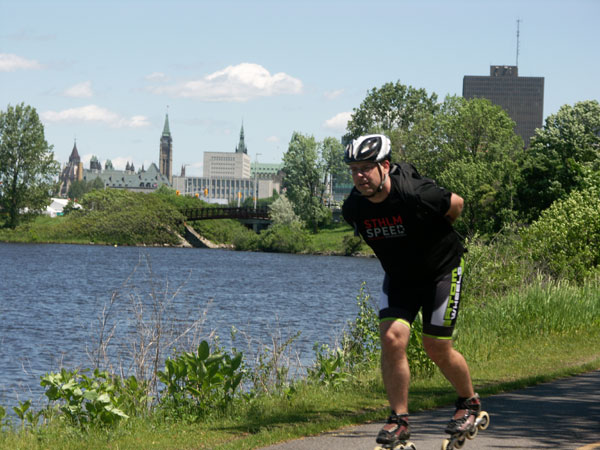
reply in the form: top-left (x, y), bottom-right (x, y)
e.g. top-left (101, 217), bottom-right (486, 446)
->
top-left (380, 317), bottom-right (411, 329)
top-left (423, 332), bottom-right (453, 340)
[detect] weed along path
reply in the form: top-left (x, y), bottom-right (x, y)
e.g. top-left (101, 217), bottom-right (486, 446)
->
top-left (261, 370), bottom-right (600, 450)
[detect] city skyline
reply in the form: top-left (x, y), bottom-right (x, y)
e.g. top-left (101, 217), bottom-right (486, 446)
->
top-left (1, 0), bottom-right (599, 176)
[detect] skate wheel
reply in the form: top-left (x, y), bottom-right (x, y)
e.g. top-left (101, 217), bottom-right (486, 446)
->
top-left (398, 443), bottom-right (416, 450)
top-left (441, 438), bottom-right (451, 450)
top-left (466, 427), bottom-right (478, 439)
top-left (454, 436), bottom-right (466, 449)
top-left (477, 411), bottom-right (490, 430)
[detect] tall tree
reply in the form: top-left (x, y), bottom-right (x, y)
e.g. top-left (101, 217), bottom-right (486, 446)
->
top-left (67, 177), bottom-right (105, 201)
top-left (517, 100), bottom-right (600, 221)
top-left (282, 132), bottom-right (329, 231)
top-left (0, 103), bottom-right (59, 228)
top-left (437, 97), bottom-right (523, 236)
top-left (344, 81), bottom-right (439, 159)
top-left (319, 136), bottom-right (347, 204)
top-left (398, 96), bottom-right (523, 236)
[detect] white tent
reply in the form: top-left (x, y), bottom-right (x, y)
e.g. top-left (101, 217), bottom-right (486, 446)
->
top-left (44, 198), bottom-right (81, 217)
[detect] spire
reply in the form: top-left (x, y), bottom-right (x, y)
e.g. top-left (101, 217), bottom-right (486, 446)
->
top-left (162, 113), bottom-right (171, 137)
top-left (235, 122), bottom-right (247, 154)
top-left (69, 140), bottom-right (80, 163)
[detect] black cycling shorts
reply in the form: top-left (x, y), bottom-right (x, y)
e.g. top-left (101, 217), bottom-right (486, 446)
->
top-left (378, 259), bottom-right (464, 339)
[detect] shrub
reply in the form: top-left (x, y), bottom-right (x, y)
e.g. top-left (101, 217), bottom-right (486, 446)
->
top-left (40, 368), bottom-right (135, 428)
top-left (520, 185), bottom-right (600, 283)
top-left (307, 344), bottom-right (352, 389)
top-left (268, 195), bottom-right (302, 226)
top-left (339, 282), bottom-right (379, 369)
top-left (257, 223), bottom-right (310, 253)
top-left (463, 229), bottom-right (537, 302)
top-left (193, 219), bottom-right (252, 245)
top-left (157, 341), bottom-right (243, 417)
top-left (233, 229), bottom-right (260, 251)
top-left (342, 234), bottom-right (363, 256)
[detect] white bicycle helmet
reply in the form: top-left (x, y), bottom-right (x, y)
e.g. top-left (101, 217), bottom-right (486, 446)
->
top-left (344, 134), bottom-right (391, 164)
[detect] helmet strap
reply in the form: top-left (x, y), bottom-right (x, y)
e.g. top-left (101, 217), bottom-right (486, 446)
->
top-left (377, 171), bottom-right (388, 192)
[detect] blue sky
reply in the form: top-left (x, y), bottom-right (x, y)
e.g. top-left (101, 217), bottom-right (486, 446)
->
top-left (1, 0), bottom-right (598, 176)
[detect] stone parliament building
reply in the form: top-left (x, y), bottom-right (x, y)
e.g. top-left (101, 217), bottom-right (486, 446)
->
top-left (58, 115), bottom-right (282, 204)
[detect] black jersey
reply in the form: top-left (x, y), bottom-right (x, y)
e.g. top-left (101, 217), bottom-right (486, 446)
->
top-left (342, 163), bottom-right (465, 284)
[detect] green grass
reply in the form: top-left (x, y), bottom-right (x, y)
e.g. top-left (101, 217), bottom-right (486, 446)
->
top-left (308, 224), bottom-right (373, 256)
top-left (0, 215), bottom-right (94, 245)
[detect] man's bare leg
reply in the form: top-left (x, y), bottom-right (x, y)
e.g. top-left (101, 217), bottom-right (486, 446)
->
top-left (380, 320), bottom-right (412, 413)
top-left (423, 336), bottom-right (476, 421)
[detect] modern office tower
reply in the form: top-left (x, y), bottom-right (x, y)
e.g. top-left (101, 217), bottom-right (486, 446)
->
top-left (463, 65), bottom-right (544, 148)
top-left (203, 124), bottom-right (251, 179)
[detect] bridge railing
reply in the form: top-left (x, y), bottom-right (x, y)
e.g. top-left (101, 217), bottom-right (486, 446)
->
top-left (181, 206), bottom-right (270, 221)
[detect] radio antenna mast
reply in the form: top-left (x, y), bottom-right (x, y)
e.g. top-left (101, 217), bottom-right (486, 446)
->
top-left (516, 19), bottom-right (521, 67)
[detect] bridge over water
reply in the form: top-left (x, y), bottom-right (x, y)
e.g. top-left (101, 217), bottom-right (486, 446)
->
top-left (180, 206), bottom-right (270, 221)
top-left (180, 206), bottom-right (271, 234)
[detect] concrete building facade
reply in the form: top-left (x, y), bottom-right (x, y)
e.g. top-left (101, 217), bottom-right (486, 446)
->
top-left (174, 124), bottom-right (281, 204)
top-left (463, 65), bottom-right (544, 148)
top-left (203, 151), bottom-right (251, 178)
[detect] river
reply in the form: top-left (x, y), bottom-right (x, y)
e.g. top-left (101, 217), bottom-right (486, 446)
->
top-left (0, 242), bottom-right (383, 410)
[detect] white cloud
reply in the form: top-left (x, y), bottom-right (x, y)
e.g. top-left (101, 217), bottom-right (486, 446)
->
top-left (109, 156), bottom-right (134, 171)
top-left (0, 53), bottom-right (42, 71)
top-left (324, 89), bottom-right (344, 100)
top-left (145, 72), bottom-right (167, 81)
top-left (63, 81), bottom-right (93, 98)
top-left (40, 105), bottom-right (150, 128)
top-left (81, 153), bottom-right (94, 167)
top-left (80, 154), bottom-right (129, 171)
top-left (149, 63), bottom-right (303, 102)
top-left (266, 136), bottom-right (280, 143)
top-left (323, 111), bottom-right (352, 132)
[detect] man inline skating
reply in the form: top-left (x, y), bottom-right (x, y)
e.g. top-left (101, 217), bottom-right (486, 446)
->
top-left (341, 134), bottom-right (483, 448)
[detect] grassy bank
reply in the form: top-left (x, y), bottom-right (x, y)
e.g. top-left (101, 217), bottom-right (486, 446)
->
top-left (1, 279), bottom-right (599, 450)
top-left (0, 210), bottom-right (366, 256)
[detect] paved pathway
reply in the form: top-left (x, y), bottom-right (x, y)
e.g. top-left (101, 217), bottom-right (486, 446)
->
top-left (261, 370), bottom-right (600, 450)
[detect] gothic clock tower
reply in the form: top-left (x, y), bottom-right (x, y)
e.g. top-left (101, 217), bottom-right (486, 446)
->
top-left (159, 113), bottom-right (173, 184)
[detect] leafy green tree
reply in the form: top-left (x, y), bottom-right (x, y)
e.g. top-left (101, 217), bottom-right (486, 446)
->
top-left (344, 81), bottom-right (439, 157)
top-left (282, 132), bottom-right (329, 232)
top-left (67, 177), bottom-right (104, 201)
top-left (319, 137), bottom-right (347, 203)
top-left (517, 100), bottom-right (600, 221)
top-left (396, 96), bottom-right (522, 236)
top-left (433, 97), bottom-right (523, 235)
top-left (0, 103), bottom-right (59, 228)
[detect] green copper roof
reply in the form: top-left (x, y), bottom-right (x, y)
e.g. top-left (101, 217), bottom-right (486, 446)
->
top-left (162, 114), bottom-right (171, 137)
top-left (235, 123), bottom-right (247, 154)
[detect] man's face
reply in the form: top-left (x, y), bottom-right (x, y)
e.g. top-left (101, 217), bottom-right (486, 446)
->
top-left (348, 161), bottom-right (388, 196)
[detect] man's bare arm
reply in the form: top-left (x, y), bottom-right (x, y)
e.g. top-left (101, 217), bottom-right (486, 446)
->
top-left (445, 193), bottom-right (464, 223)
